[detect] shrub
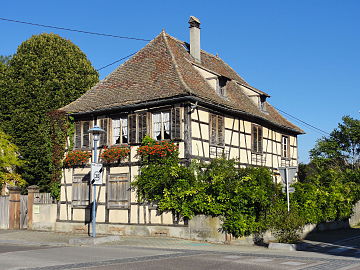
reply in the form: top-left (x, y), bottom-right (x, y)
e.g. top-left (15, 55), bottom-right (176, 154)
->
top-left (0, 172), bottom-right (27, 187)
top-left (267, 202), bottom-right (305, 243)
top-left (64, 150), bottom-right (91, 167)
top-left (100, 145), bottom-right (130, 163)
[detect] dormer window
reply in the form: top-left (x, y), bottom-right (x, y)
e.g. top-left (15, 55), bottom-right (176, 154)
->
top-left (217, 76), bottom-right (228, 98)
top-left (259, 95), bottom-right (267, 112)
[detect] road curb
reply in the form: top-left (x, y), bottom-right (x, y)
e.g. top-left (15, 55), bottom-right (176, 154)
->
top-left (69, 235), bottom-right (121, 245)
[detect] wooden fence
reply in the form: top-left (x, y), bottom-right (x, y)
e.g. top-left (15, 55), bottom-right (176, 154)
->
top-left (34, 192), bottom-right (54, 204)
top-left (0, 196), bottom-right (9, 229)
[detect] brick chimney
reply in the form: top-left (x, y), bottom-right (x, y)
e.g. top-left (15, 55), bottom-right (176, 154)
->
top-left (188, 16), bottom-right (201, 63)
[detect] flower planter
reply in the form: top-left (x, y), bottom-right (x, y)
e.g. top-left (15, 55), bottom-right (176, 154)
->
top-left (100, 145), bottom-right (130, 164)
top-left (137, 141), bottom-right (178, 161)
top-left (64, 150), bottom-right (91, 168)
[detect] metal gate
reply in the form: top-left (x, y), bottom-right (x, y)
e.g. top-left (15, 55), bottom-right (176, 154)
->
top-left (20, 195), bottom-right (28, 229)
top-left (0, 196), bottom-right (9, 229)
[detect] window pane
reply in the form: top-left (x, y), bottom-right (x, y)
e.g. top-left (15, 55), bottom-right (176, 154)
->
top-left (121, 117), bottom-right (128, 144)
top-left (162, 112), bottom-right (171, 140)
top-left (112, 119), bottom-right (120, 144)
top-left (153, 112), bottom-right (161, 140)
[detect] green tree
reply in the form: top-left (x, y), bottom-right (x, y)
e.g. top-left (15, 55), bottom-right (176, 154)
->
top-left (0, 129), bottom-right (26, 189)
top-left (310, 116), bottom-right (360, 169)
top-left (0, 55), bottom-right (12, 65)
top-left (1, 33), bottom-right (98, 190)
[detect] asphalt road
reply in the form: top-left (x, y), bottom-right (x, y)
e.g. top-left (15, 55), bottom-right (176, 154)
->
top-left (1, 244), bottom-right (360, 270)
top-left (1, 229), bottom-right (360, 270)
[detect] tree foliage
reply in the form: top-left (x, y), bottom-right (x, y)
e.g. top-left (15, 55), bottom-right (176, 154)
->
top-left (0, 129), bottom-right (26, 188)
top-left (0, 55), bottom-right (12, 65)
top-left (310, 116), bottom-right (360, 169)
top-left (0, 33), bottom-right (98, 190)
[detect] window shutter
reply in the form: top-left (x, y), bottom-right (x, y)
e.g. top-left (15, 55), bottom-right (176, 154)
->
top-left (210, 114), bottom-right (217, 145)
top-left (99, 118), bottom-right (108, 147)
top-left (72, 174), bottom-right (90, 207)
top-left (128, 114), bottom-right (137, 144)
top-left (138, 113), bottom-right (147, 143)
top-left (82, 121), bottom-right (90, 148)
top-left (74, 122), bottom-right (81, 148)
top-left (107, 174), bottom-right (129, 208)
top-left (252, 125), bottom-right (257, 152)
top-left (218, 116), bottom-right (224, 146)
top-left (258, 127), bottom-right (263, 153)
top-left (171, 107), bottom-right (181, 139)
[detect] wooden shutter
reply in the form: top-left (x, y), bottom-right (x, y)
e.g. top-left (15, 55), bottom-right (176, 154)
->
top-left (137, 112), bottom-right (147, 143)
top-left (74, 122), bottom-right (81, 148)
top-left (99, 118), bottom-right (108, 147)
top-left (107, 174), bottom-right (129, 208)
top-left (217, 115), bottom-right (224, 146)
top-left (72, 174), bottom-right (90, 207)
top-left (171, 107), bottom-right (181, 140)
top-left (258, 126), bottom-right (263, 153)
top-left (210, 114), bottom-right (217, 145)
top-left (128, 114), bottom-right (137, 144)
top-left (82, 121), bottom-right (90, 148)
top-left (252, 124), bottom-right (257, 152)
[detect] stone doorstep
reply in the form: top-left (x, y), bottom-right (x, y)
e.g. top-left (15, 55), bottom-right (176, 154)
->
top-left (69, 235), bottom-right (121, 245)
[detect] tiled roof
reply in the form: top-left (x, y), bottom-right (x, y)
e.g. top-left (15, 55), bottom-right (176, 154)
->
top-left (61, 31), bottom-right (303, 134)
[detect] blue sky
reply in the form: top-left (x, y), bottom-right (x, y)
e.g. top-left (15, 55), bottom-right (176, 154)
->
top-left (1, 0), bottom-right (359, 163)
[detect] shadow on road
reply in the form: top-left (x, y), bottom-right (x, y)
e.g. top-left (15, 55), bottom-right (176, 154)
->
top-left (297, 225), bottom-right (360, 258)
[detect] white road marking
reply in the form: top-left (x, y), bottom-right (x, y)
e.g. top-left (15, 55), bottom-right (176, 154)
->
top-left (224, 255), bottom-right (241, 259)
top-left (280, 261), bottom-right (306, 266)
top-left (250, 258), bottom-right (274, 262)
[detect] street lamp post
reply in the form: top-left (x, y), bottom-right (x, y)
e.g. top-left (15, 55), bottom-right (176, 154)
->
top-left (88, 125), bottom-right (105, 238)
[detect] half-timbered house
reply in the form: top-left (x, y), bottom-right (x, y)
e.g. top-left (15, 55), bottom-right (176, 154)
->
top-left (57, 17), bottom-right (303, 235)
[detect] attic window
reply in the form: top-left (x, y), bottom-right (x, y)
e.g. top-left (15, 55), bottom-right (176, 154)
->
top-left (182, 43), bottom-right (190, 52)
top-left (216, 76), bottom-right (228, 98)
top-left (259, 95), bottom-right (267, 112)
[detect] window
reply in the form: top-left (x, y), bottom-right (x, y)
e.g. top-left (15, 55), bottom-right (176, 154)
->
top-left (128, 108), bottom-right (181, 144)
top-left (112, 117), bottom-right (128, 145)
top-left (282, 135), bottom-right (290, 158)
top-left (98, 118), bottom-right (108, 147)
top-left (210, 113), bottom-right (224, 146)
top-left (217, 76), bottom-right (227, 97)
top-left (259, 96), bottom-right (267, 112)
top-left (74, 120), bottom-right (91, 149)
top-left (153, 111), bottom-right (171, 140)
top-left (107, 174), bottom-right (130, 208)
top-left (252, 124), bottom-right (263, 153)
top-left (129, 112), bottom-right (148, 144)
top-left (72, 174), bottom-right (90, 207)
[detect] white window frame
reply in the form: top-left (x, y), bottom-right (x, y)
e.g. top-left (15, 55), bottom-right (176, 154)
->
top-left (112, 117), bottom-right (128, 145)
top-left (152, 111), bottom-right (171, 141)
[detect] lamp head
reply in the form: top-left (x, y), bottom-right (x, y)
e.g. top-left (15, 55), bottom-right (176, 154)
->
top-left (88, 125), bottom-right (105, 142)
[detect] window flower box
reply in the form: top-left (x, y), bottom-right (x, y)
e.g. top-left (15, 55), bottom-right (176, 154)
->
top-left (64, 150), bottom-right (91, 168)
top-left (137, 141), bottom-right (178, 161)
top-left (100, 145), bottom-right (130, 163)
